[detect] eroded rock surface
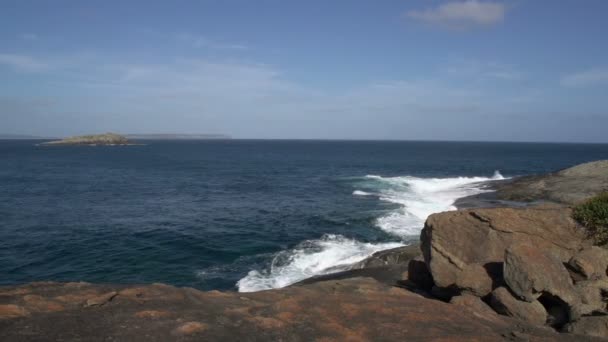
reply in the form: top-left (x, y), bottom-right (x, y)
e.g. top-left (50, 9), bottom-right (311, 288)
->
top-left (0, 279), bottom-right (590, 341)
top-left (494, 160), bottom-right (608, 205)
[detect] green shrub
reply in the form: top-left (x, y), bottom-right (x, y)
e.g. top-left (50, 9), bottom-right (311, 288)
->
top-left (573, 192), bottom-right (608, 245)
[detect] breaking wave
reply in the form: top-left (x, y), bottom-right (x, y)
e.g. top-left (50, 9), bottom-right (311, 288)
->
top-left (361, 171), bottom-right (504, 237)
top-left (237, 234), bottom-right (402, 292)
top-left (236, 171), bottom-right (503, 292)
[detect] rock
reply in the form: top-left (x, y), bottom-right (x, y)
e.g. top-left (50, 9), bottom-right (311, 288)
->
top-left (504, 244), bottom-right (581, 321)
top-left (568, 246), bottom-right (608, 280)
top-left (0, 278), bottom-right (582, 341)
top-left (23, 295), bottom-right (64, 313)
top-left (85, 291), bottom-right (117, 307)
top-left (490, 287), bottom-right (547, 326)
top-left (576, 279), bottom-right (608, 315)
top-left (351, 244), bottom-right (421, 269)
top-left (421, 207), bottom-right (586, 298)
top-left (0, 304), bottom-right (29, 319)
top-left (172, 322), bottom-right (208, 335)
top-left (495, 160), bottom-right (608, 205)
top-left (563, 316), bottom-right (608, 338)
top-left (450, 293), bottom-right (497, 319)
top-left (454, 263), bottom-right (493, 297)
top-left (407, 256), bottom-right (434, 291)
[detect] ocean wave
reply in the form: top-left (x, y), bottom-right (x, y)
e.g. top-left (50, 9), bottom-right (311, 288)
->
top-left (237, 171), bottom-right (504, 292)
top-left (360, 171), bottom-right (504, 237)
top-left (236, 234), bottom-right (402, 292)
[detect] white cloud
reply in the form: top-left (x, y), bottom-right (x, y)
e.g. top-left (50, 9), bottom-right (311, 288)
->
top-left (0, 53), bottom-right (48, 72)
top-left (406, 0), bottom-right (506, 29)
top-left (561, 68), bottom-right (608, 87)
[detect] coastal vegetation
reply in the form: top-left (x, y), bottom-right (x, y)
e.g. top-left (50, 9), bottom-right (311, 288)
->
top-left (573, 192), bottom-right (608, 245)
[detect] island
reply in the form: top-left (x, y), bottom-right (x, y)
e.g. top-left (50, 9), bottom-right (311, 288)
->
top-left (40, 133), bottom-right (132, 146)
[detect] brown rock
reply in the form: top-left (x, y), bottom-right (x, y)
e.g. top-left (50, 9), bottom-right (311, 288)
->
top-left (504, 244), bottom-right (581, 321)
top-left (455, 263), bottom-right (494, 297)
top-left (495, 160), bottom-right (608, 204)
top-left (0, 279), bottom-right (590, 341)
top-left (450, 293), bottom-right (497, 320)
top-left (23, 295), bottom-right (64, 313)
top-left (85, 291), bottom-right (117, 307)
top-left (576, 279), bottom-right (608, 315)
top-left (490, 287), bottom-right (547, 326)
top-left (172, 321), bottom-right (208, 335)
top-left (0, 304), bottom-right (29, 319)
top-left (569, 246), bottom-right (608, 280)
top-left (421, 207), bottom-right (585, 297)
top-left (563, 316), bottom-right (608, 338)
top-left (134, 310), bottom-right (172, 319)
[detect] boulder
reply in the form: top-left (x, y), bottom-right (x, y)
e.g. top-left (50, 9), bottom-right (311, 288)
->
top-left (503, 244), bottom-right (581, 321)
top-left (454, 263), bottom-right (494, 297)
top-left (489, 287), bottom-right (547, 326)
top-left (576, 279), bottom-right (608, 315)
top-left (563, 316), bottom-right (608, 338)
top-left (421, 207), bottom-right (586, 297)
top-left (568, 246), bottom-right (608, 281)
top-left (450, 293), bottom-right (497, 319)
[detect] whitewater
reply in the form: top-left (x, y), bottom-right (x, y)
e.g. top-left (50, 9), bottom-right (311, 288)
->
top-left (236, 171), bottom-right (504, 292)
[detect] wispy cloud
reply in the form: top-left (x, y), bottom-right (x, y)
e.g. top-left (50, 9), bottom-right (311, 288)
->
top-left (19, 33), bottom-right (38, 40)
top-left (175, 33), bottom-right (248, 50)
top-left (406, 0), bottom-right (506, 29)
top-left (446, 60), bottom-right (523, 81)
top-left (561, 67), bottom-right (608, 87)
top-left (0, 53), bottom-right (48, 72)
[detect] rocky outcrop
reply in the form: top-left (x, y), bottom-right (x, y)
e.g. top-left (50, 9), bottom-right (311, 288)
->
top-left (494, 160), bottom-right (608, 205)
top-left (503, 244), bottom-right (581, 322)
top-left (0, 279), bottom-right (585, 341)
top-left (420, 206), bottom-right (587, 297)
top-left (41, 133), bottom-right (131, 146)
top-left (412, 201), bottom-right (608, 338)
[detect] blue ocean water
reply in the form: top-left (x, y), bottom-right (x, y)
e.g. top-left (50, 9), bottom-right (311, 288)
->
top-left (1, 140), bottom-right (607, 291)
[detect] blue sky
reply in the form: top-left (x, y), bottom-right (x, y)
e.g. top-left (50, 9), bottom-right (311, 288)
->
top-left (1, 0), bottom-right (608, 142)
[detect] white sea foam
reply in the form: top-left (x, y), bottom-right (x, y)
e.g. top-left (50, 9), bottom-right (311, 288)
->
top-left (237, 234), bottom-right (402, 292)
top-left (352, 190), bottom-right (373, 196)
top-left (365, 171), bottom-right (504, 237)
top-left (236, 171), bottom-right (504, 292)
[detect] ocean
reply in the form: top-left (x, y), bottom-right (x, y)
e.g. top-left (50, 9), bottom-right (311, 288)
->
top-left (1, 140), bottom-right (607, 292)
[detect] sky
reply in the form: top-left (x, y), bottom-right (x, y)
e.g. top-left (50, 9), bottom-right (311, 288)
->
top-left (1, 0), bottom-right (608, 142)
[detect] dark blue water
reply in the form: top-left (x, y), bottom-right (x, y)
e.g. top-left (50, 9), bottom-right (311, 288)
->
top-left (1, 140), bottom-right (607, 291)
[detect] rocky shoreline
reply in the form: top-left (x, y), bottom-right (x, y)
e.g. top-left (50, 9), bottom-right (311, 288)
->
top-left (2, 160), bottom-right (608, 340)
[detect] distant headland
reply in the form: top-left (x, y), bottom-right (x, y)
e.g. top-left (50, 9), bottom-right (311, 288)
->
top-left (35, 132), bottom-right (232, 146)
top-left (40, 133), bottom-right (132, 146)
